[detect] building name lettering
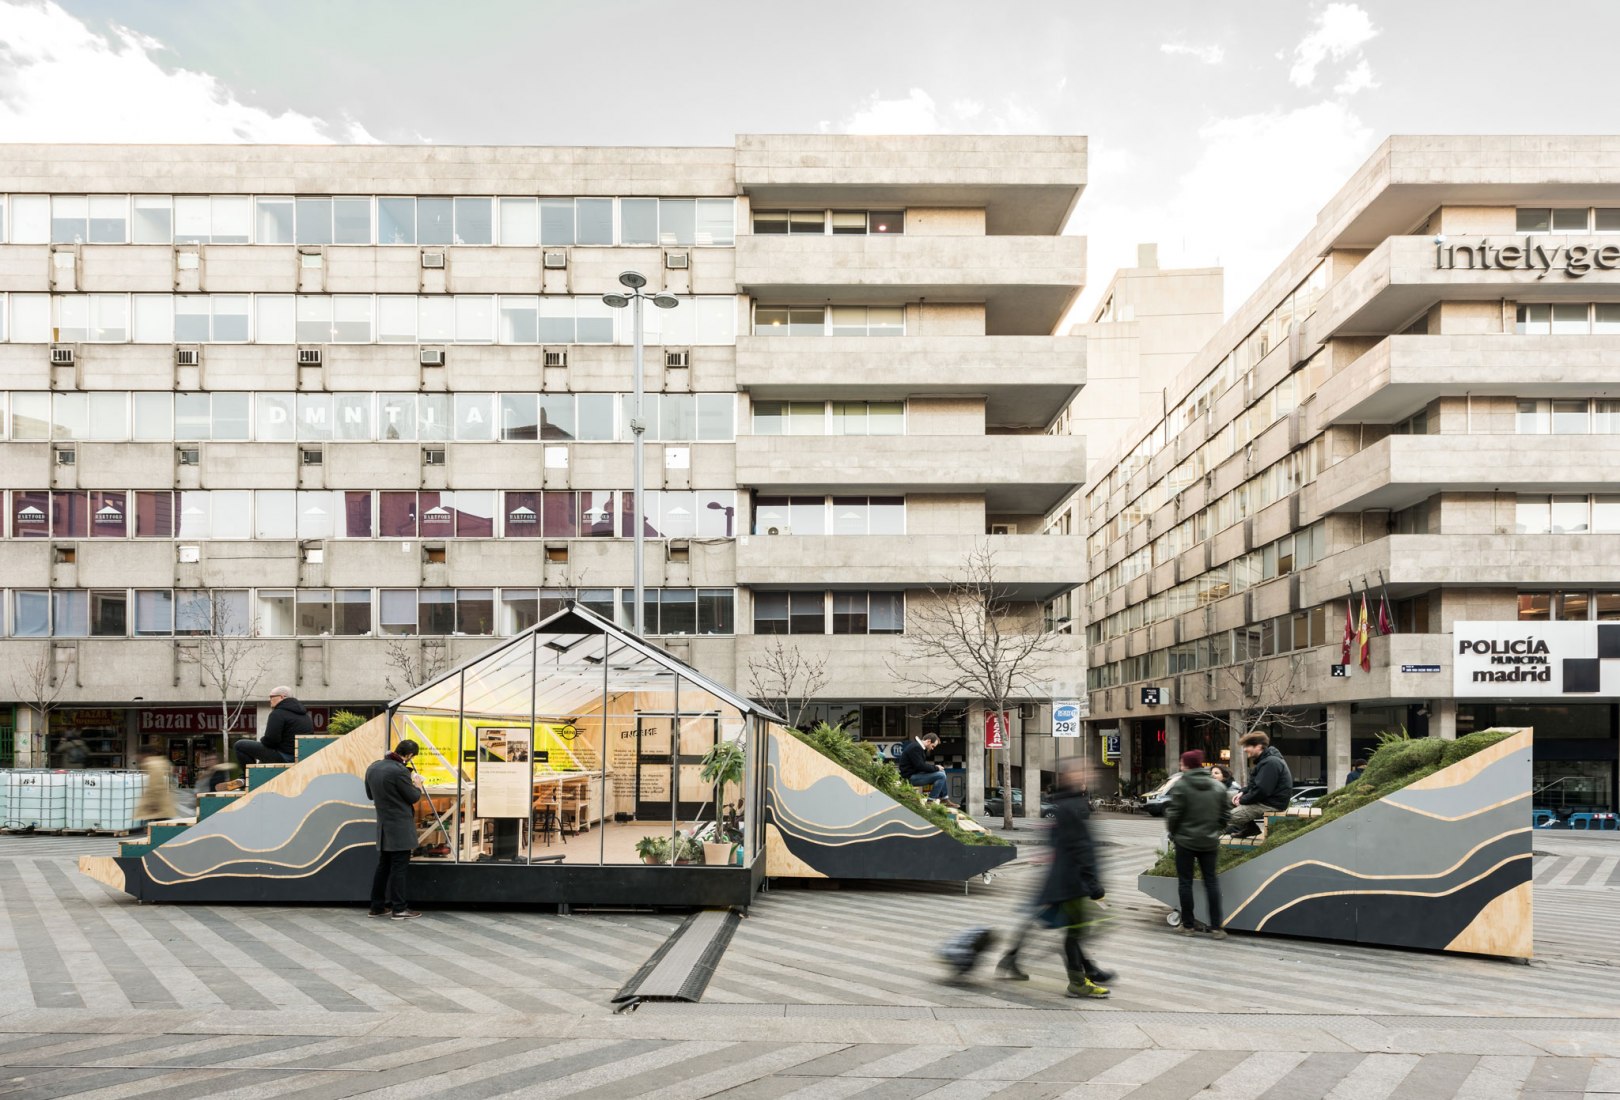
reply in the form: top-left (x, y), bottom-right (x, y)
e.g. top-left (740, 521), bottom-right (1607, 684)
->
top-left (1435, 238), bottom-right (1620, 279)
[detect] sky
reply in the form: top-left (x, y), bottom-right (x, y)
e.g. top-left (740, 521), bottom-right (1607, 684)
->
top-left (3, 0), bottom-right (1619, 318)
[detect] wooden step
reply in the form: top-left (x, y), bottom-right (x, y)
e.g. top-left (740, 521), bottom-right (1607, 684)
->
top-left (245, 762), bottom-right (295, 791)
top-left (295, 735), bottom-right (339, 762)
top-left (197, 791), bottom-right (245, 820)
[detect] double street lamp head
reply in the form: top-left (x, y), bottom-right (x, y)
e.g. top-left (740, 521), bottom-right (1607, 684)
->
top-left (602, 271), bottom-right (681, 310)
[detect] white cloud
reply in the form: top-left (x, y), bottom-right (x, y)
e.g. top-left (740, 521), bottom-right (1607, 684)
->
top-left (1160, 41), bottom-right (1226, 65)
top-left (1334, 58), bottom-right (1378, 96)
top-left (837, 88), bottom-right (1049, 135)
top-left (1289, 2), bottom-right (1378, 88)
top-left (0, 0), bottom-right (375, 142)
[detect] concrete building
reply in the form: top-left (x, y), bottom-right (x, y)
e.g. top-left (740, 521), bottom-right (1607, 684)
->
top-left (0, 136), bottom-right (1088, 813)
top-left (1084, 136), bottom-right (1620, 817)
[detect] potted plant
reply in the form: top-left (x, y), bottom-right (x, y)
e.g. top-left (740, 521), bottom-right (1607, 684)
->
top-left (634, 835), bottom-right (670, 865)
top-left (672, 834), bottom-right (703, 864)
top-left (697, 738), bottom-right (746, 866)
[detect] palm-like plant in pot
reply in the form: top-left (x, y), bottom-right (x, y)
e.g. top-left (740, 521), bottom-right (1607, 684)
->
top-left (696, 738), bottom-right (745, 865)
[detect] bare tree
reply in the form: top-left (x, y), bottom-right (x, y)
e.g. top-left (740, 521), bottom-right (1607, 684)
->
top-left (746, 637), bottom-right (830, 730)
top-left (9, 647), bottom-right (68, 766)
top-left (1189, 654), bottom-right (1325, 778)
top-left (887, 542), bottom-right (1062, 830)
top-left (177, 593), bottom-right (272, 764)
top-left (383, 637), bottom-right (450, 697)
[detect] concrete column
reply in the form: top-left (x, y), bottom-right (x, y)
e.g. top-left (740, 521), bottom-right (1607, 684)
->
top-left (1326, 702), bottom-right (1353, 791)
top-left (1163, 714), bottom-right (1183, 769)
top-left (1022, 712), bottom-right (1044, 820)
top-left (966, 704), bottom-right (986, 816)
top-left (14, 706), bottom-right (42, 767)
top-left (1117, 721), bottom-right (1134, 792)
top-left (1433, 699), bottom-right (1457, 741)
top-left (1227, 712), bottom-right (1244, 781)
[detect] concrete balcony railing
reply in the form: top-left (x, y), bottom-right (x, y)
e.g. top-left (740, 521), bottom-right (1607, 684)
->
top-left (735, 335), bottom-right (1084, 428)
top-left (735, 534), bottom-right (1082, 601)
top-left (1314, 234), bottom-right (1620, 338)
top-left (735, 433), bottom-right (1086, 513)
top-left (1308, 434), bottom-right (1620, 515)
top-left (731, 630), bottom-right (1085, 702)
top-left (1302, 533), bottom-right (1620, 606)
top-left (1312, 334), bottom-right (1620, 429)
top-left (736, 234), bottom-right (1085, 335)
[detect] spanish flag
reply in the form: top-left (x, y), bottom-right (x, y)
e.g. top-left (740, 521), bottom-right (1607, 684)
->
top-left (1358, 590), bottom-right (1372, 672)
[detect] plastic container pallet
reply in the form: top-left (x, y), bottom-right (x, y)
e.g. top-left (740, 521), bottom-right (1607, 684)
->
top-left (66, 771), bottom-right (147, 833)
top-left (5, 770), bottom-right (70, 831)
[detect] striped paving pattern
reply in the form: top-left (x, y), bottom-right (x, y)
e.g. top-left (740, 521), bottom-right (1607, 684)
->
top-left (0, 825), bottom-right (1617, 1097)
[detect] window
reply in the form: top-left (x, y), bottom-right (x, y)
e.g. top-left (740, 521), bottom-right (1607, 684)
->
top-left (134, 590), bottom-right (173, 636)
top-left (1516, 399), bottom-right (1549, 434)
top-left (753, 306), bottom-right (825, 336)
top-left (419, 590), bottom-right (456, 634)
top-left (132, 197), bottom-right (171, 244)
top-left (378, 198), bottom-right (415, 245)
top-left (380, 589), bottom-right (417, 636)
top-left (254, 198), bottom-right (294, 244)
top-left (13, 590), bottom-right (48, 637)
top-left (1515, 497), bottom-right (1551, 534)
top-left (500, 589), bottom-right (538, 634)
top-left (698, 588), bottom-right (734, 634)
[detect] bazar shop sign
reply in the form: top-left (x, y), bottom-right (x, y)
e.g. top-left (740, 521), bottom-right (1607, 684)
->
top-left (137, 708), bottom-right (257, 734)
top-left (1454, 621), bottom-right (1620, 696)
top-left (1434, 238), bottom-right (1620, 279)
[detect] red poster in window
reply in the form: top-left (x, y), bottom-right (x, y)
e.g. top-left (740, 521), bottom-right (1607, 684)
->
top-left (984, 711), bottom-right (1008, 749)
top-left (504, 491), bottom-right (543, 537)
top-left (343, 491), bottom-right (373, 538)
top-left (52, 491), bottom-right (89, 537)
top-left (12, 490), bottom-right (50, 537)
top-left (378, 491), bottom-right (417, 538)
top-left (418, 491), bottom-right (454, 537)
top-left (135, 491), bottom-right (175, 538)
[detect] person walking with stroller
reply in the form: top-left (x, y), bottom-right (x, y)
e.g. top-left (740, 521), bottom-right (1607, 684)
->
top-left (1166, 750), bottom-right (1230, 938)
top-left (994, 757), bottom-right (1113, 999)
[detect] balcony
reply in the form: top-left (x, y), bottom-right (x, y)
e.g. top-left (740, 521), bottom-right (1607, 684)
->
top-left (1312, 334), bottom-right (1620, 428)
top-left (736, 235), bottom-right (1085, 336)
top-left (1309, 434), bottom-right (1620, 514)
top-left (735, 134), bottom-right (1087, 235)
top-left (735, 335), bottom-right (1083, 429)
top-left (735, 433), bottom-right (1086, 513)
top-left (1314, 234), bottom-right (1620, 338)
top-left (736, 534), bottom-right (1082, 601)
top-left (1303, 533), bottom-right (1620, 606)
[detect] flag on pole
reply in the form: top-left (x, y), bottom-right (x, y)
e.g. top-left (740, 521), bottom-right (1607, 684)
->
top-left (1377, 570), bottom-right (1395, 636)
top-left (1341, 586), bottom-right (1356, 666)
top-left (1358, 590), bottom-right (1372, 672)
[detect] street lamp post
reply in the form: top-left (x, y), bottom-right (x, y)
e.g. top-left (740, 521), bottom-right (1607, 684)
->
top-left (603, 271), bottom-right (679, 636)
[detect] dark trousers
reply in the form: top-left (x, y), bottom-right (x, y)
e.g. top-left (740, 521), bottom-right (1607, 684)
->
top-left (1003, 902), bottom-right (1105, 980)
top-left (1174, 845), bottom-right (1223, 930)
top-left (370, 849), bottom-right (411, 914)
top-left (233, 739), bottom-right (294, 768)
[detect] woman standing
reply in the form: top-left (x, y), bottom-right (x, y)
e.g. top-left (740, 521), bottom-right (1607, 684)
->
top-left (134, 746), bottom-right (178, 825)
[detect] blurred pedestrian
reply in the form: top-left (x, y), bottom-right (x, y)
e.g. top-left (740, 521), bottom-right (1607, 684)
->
top-left (994, 757), bottom-right (1112, 999)
top-left (1345, 758), bottom-right (1367, 784)
top-left (133, 746), bottom-right (177, 824)
top-left (1166, 750), bottom-right (1230, 938)
top-left (59, 733), bottom-right (89, 769)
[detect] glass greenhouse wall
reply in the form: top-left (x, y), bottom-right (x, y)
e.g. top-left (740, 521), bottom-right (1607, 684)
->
top-left (386, 604), bottom-right (771, 873)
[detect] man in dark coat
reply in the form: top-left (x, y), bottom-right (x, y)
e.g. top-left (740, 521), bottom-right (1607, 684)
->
top-left (1166, 750), bottom-right (1231, 937)
top-left (1227, 731), bottom-right (1293, 837)
top-left (897, 732), bottom-right (957, 807)
top-left (233, 687), bottom-right (311, 768)
top-left (994, 757), bottom-right (1112, 998)
top-left (365, 739), bottom-right (424, 919)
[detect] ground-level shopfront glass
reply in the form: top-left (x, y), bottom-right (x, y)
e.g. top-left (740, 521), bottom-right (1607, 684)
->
top-left (1459, 702), bottom-right (1617, 813)
top-left (387, 610), bottom-right (764, 868)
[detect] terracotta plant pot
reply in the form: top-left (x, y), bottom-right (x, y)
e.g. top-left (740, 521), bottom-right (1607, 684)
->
top-left (702, 841), bottom-right (735, 866)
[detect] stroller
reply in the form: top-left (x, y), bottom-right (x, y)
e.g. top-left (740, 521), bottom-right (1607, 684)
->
top-left (936, 926), bottom-right (998, 981)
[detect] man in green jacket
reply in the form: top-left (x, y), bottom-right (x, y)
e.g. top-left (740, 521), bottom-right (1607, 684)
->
top-left (1165, 750), bottom-right (1231, 938)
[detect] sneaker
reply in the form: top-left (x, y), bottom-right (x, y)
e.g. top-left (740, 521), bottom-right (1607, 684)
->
top-left (1206, 929), bottom-right (1228, 940)
top-left (1066, 978), bottom-right (1110, 999)
top-left (995, 954), bottom-right (1030, 981)
top-left (390, 910), bottom-right (423, 921)
top-left (1085, 966), bottom-right (1116, 985)
top-left (367, 909), bottom-right (388, 918)
top-left (1176, 922), bottom-right (1198, 936)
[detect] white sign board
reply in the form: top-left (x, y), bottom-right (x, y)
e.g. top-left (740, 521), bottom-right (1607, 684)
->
top-left (1052, 701), bottom-right (1082, 738)
top-left (1453, 620), bottom-right (1620, 697)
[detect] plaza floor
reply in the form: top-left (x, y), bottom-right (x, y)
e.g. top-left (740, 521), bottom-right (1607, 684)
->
top-left (0, 816), bottom-right (1615, 1097)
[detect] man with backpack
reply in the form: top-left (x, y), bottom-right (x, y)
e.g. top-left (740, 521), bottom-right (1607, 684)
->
top-left (1165, 750), bottom-right (1231, 938)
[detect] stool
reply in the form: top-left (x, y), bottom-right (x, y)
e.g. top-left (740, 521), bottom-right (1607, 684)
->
top-left (1532, 810), bottom-right (1554, 828)
top-left (1569, 813), bottom-right (1593, 830)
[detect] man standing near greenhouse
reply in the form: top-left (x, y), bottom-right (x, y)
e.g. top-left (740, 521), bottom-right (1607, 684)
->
top-left (1166, 750), bottom-right (1230, 937)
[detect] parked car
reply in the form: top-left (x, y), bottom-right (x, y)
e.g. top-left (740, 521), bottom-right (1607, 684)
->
top-left (982, 788), bottom-right (1056, 819)
top-left (1142, 772), bottom-right (1183, 817)
top-left (1289, 785), bottom-right (1328, 808)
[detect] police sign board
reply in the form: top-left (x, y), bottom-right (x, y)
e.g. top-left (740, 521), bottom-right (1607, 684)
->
top-left (1453, 620), bottom-right (1620, 697)
top-left (1052, 701), bottom-right (1082, 738)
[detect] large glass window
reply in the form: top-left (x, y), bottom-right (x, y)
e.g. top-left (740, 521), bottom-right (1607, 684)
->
top-left (335, 589), bottom-right (372, 635)
top-left (380, 589), bottom-right (417, 635)
top-left (134, 590), bottom-right (173, 636)
top-left (378, 198), bottom-right (414, 245)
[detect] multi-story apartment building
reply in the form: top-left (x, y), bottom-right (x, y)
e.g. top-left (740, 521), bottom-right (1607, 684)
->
top-left (0, 136), bottom-right (1088, 811)
top-left (1084, 136), bottom-right (1620, 816)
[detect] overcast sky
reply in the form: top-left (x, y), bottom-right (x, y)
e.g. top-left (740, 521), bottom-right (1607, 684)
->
top-left (3, 0), bottom-right (1618, 318)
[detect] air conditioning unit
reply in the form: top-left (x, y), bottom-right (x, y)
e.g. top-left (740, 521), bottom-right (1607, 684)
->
top-left (176, 446), bottom-right (200, 467)
top-left (422, 446), bottom-right (446, 466)
top-left (419, 348), bottom-right (445, 366)
top-left (764, 524), bottom-right (792, 536)
top-left (299, 447), bottom-right (323, 467)
top-left (297, 347), bottom-right (322, 366)
top-left (421, 251), bottom-right (446, 269)
top-left (50, 346), bottom-right (74, 365)
top-left (175, 347), bottom-right (199, 367)
top-left (665, 250), bottom-right (690, 270)
top-left (53, 446), bottom-right (76, 467)
top-left (543, 349), bottom-right (568, 368)
top-left (989, 523), bottom-right (1014, 536)
top-left (664, 349), bottom-right (690, 369)
top-left (542, 250), bottom-right (568, 270)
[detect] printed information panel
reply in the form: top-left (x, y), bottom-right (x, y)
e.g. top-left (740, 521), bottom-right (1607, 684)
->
top-left (1453, 620), bottom-right (1620, 697)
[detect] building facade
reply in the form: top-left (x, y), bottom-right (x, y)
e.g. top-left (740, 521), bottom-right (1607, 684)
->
top-left (1084, 136), bottom-right (1620, 815)
top-left (0, 136), bottom-right (1087, 809)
